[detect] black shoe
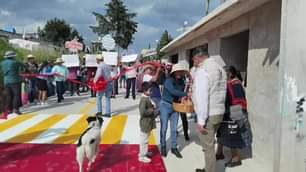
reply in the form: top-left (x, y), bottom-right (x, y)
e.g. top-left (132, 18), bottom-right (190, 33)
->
top-left (161, 146), bottom-right (167, 157)
top-left (195, 168), bottom-right (206, 172)
top-left (14, 110), bottom-right (22, 115)
top-left (146, 151), bottom-right (153, 158)
top-left (185, 135), bottom-right (190, 141)
top-left (125, 96), bottom-right (129, 99)
top-left (225, 160), bottom-right (242, 168)
top-left (171, 148), bottom-right (182, 158)
top-left (102, 113), bottom-right (111, 118)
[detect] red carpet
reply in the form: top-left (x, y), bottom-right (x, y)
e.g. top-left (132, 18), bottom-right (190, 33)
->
top-left (0, 143), bottom-right (167, 172)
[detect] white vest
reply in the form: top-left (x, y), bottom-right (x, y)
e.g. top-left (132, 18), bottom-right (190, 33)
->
top-left (199, 58), bottom-right (227, 116)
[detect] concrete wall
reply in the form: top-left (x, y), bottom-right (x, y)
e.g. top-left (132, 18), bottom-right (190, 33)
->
top-left (246, 1), bottom-right (281, 171)
top-left (278, 0), bottom-right (306, 171)
top-left (166, 0), bottom-right (282, 171)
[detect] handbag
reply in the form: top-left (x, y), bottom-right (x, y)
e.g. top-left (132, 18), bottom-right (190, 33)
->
top-left (218, 120), bottom-right (240, 138)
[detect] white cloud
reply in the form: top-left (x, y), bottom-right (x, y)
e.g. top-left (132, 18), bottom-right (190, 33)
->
top-left (15, 21), bottom-right (45, 33)
top-left (0, 10), bottom-right (12, 16)
top-left (137, 23), bottom-right (160, 36)
top-left (134, 3), bottom-right (154, 17)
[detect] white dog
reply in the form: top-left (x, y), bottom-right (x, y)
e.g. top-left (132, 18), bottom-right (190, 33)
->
top-left (76, 113), bottom-right (103, 172)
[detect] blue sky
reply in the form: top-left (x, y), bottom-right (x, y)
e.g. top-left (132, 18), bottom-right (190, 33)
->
top-left (0, 0), bottom-right (222, 52)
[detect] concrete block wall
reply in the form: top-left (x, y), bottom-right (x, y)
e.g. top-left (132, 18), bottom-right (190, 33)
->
top-left (246, 1), bottom-right (281, 171)
top-left (167, 1), bottom-right (281, 171)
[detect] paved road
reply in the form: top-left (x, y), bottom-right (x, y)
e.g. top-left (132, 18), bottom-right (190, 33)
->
top-left (0, 89), bottom-right (261, 172)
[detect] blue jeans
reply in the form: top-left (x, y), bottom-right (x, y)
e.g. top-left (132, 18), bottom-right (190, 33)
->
top-left (97, 84), bottom-right (112, 114)
top-left (159, 100), bottom-right (179, 149)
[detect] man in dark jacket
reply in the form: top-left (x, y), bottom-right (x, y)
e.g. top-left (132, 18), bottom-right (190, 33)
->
top-left (0, 51), bottom-right (24, 115)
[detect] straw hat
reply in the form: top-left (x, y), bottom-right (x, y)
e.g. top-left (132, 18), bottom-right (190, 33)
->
top-left (143, 64), bottom-right (156, 71)
top-left (27, 54), bottom-right (35, 59)
top-left (55, 58), bottom-right (64, 64)
top-left (96, 54), bottom-right (103, 60)
top-left (4, 51), bottom-right (17, 59)
top-left (171, 62), bottom-right (189, 74)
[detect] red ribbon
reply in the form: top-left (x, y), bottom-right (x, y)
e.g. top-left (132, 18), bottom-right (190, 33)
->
top-left (20, 61), bottom-right (164, 92)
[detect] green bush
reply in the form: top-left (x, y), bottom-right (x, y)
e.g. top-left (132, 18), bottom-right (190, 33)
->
top-left (0, 39), bottom-right (60, 91)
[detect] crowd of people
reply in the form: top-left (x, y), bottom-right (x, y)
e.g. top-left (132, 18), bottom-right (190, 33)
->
top-left (136, 47), bottom-right (253, 172)
top-left (0, 47), bottom-right (252, 171)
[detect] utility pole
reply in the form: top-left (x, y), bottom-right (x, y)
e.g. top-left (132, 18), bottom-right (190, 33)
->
top-left (205, 0), bottom-right (210, 16)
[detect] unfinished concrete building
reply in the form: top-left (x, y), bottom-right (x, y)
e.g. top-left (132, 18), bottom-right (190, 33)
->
top-left (161, 0), bottom-right (306, 171)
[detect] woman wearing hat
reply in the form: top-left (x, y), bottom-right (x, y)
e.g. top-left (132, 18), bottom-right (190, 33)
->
top-left (159, 62), bottom-right (189, 158)
top-left (51, 58), bottom-right (69, 103)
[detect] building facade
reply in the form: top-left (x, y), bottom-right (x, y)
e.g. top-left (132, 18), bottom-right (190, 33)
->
top-left (161, 0), bottom-right (306, 171)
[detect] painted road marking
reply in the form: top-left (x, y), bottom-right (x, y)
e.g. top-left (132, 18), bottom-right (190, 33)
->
top-left (101, 115), bottom-right (128, 144)
top-left (29, 115), bottom-right (82, 144)
top-left (0, 114), bottom-right (36, 132)
top-left (53, 115), bottom-right (88, 144)
top-left (120, 115), bottom-right (140, 144)
top-left (0, 113), bottom-right (157, 145)
top-left (80, 100), bottom-right (96, 114)
top-left (7, 114), bottom-right (67, 143)
top-left (0, 114), bottom-right (52, 142)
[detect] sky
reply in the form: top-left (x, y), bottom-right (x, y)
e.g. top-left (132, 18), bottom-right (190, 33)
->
top-left (0, 0), bottom-right (221, 53)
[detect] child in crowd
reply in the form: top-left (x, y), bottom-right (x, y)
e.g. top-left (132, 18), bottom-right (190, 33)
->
top-left (138, 82), bottom-right (158, 163)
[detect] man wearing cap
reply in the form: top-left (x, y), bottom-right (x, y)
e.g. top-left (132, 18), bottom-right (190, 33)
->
top-left (94, 55), bottom-right (113, 117)
top-left (0, 51), bottom-right (25, 116)
top-left (51, 58), bottom-right (69, 103)
top-left (191, 47), bottom-right (227, 172)
top-left (159, 62), bottom-right (189, 158)
top-left (25, 54), bottom-right (39, 104)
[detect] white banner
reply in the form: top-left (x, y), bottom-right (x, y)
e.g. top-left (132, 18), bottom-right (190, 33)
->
top-left (85, 54), bottom-right (98, 67)
top-left (121, 54), bottom-right (138, 63)
top-left (62, 54), bottom-right (80, 67)
top-left (102, 51), bottom-right (118, 66)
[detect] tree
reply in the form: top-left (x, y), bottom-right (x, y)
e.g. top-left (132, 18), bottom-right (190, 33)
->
top-left (38, 18), bottom-right (72, 46)
top-left (90, 0), bottom-right (138, 50)
top-left (156, 30), bottom-right (173, 59)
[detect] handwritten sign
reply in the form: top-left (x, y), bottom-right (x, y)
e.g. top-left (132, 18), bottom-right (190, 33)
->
top-left (85, 54), bottom-right (98, 67)
top-left (102, 51), bottom-right (118, 66)
top-left (62, 54), bottom-right (80, 67)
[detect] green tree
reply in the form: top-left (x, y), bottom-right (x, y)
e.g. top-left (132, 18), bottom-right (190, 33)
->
top-left (39, 18), bottom-right (72, 46)
top-left (156, 30), bottom-right (173, 60)
top-left (90, 0), bottom-right (138, 50)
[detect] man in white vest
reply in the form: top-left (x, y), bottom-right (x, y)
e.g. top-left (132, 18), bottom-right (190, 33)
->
top-left (191, 47), bottom-right (227, 172)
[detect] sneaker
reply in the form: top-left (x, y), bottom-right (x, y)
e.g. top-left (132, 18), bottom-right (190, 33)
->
top-left (13, 110), bottom-right (22, 115)
top-left (138, 156), bottom-right (151, 163)
top-left (102, 113), bottom-right (111, 118)
top-left (146, 151), bottom-right (153, 158)
top-left (171, 148), bottom-right (183, 158)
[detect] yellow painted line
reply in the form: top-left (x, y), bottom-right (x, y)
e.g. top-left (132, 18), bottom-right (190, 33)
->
top-left (0, 113), bottom-right (37, 132)
top-left (80, 100), bottom-right (96, 114)
top-left (101, 115), bottom-right (128, 144)
top-left (149, 129), bottom-right (157, 145)
top-left (7, 114), bottom-right (66, 143)
top-left (53, 115), bottom-right (88, 144)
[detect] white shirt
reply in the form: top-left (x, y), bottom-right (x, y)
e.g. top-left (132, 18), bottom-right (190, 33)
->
top-left (125, 67), bottom-right (137, 78)
top-left (192, 68), bottom-right (209, 126)
top-left (143, 74), bottom-right (153, 82)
